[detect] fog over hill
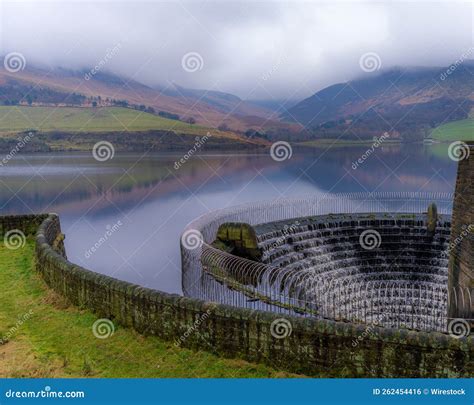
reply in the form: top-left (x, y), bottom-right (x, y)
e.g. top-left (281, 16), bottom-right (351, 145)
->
top-left (1, 0), bottom-right (472, 100)
top-left (0, 63), bottom-right (300, 133)
top-left (283, 63), bottom-right (474, 139)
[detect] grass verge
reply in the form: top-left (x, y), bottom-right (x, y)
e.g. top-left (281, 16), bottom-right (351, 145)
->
top-left (0, 239), bottom-right (297, 378)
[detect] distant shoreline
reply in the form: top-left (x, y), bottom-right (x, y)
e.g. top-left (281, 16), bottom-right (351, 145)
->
top-left (297, 139), bottom-right (402, 148)
top-left (296, 139), bottom-right (468, 148)
top-left (0, 129), bottom-right (266, 154)
top-left (0, 133), bottom-right (461, 155)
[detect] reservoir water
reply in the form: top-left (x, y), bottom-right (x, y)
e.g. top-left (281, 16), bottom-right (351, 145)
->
top-left (0, 143), bottom-right (457, 294)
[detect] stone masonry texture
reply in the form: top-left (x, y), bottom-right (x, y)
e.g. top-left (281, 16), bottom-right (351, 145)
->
top-left (0, 214), bottom-right (472, 377)
top-left (448, 141), bottom-right (473, 320)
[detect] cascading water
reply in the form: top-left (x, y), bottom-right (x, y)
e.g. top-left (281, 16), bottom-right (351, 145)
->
top-left (204, 213), bottom-right (451, 331)
top-left (181, 192), bottom-right (459, 333)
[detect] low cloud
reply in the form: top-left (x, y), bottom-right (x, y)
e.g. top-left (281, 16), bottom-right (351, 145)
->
top-left (1, 0), bottom-right (472, 99)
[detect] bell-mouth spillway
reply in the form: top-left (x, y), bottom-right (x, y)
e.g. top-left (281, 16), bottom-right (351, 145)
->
top-left (181, 192), bottom-right (470, 334)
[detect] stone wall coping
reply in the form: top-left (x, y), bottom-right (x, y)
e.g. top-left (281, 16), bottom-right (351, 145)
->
top-left (30, 213), bottom-right (471, 350)
top-left (1, 213), bottom-right (472, 377)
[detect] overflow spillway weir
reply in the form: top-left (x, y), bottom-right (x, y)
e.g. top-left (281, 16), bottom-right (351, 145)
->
top-left (182, 192), bottom-right (472, 334)
top-left (180, 146), bottom-right (473, 373)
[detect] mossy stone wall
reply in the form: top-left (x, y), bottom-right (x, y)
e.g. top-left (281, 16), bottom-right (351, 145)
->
top-left (448, 142), bottom-right (474, 320)
top-left (1, 214), bottom-right (472, 377)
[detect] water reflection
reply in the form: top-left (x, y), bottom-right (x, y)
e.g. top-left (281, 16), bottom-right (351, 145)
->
top-left (0, 144), bottom-right (457, 293)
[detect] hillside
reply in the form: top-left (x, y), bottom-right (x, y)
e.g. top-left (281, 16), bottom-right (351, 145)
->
top-left (0, 106), bottom-right (269, 152)
top-left (0, 65), bottom-right (294, 133)
top-left (171, 84), bottom-right (271, 118)
top-left (4, 61), bottom-right (472, 143)
top-left (282, 63), bottom-right (474, 141)
top-left (0, 106), bottom-right (219, 136)
top-left (431, 118), bottom-right (474, 141)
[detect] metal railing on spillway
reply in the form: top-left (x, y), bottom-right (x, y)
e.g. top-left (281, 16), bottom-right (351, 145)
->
top-left (180, 192), bottom-right (471, 334)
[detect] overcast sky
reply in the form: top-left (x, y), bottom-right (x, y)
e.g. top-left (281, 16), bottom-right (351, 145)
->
top-left (1, 0), bottom-right (473, 100)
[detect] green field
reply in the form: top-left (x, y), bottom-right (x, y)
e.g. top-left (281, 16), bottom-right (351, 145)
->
top-left (0, 106), bottom-right (217, 136)
top-left (0, 240), bottom-right (296, 378)
top-left (431, 119), bottom-right (474, 141)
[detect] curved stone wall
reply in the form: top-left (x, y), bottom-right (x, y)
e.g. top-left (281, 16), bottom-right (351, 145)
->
top-left (1, 214), bottom-right (472, 377)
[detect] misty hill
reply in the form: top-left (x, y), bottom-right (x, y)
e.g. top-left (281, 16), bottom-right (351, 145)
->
top-left (0, 64), bottom-right (294, 134)
top-left (282, 63), bottom-right (474, 140)
top-left (171, 84), bottom-right (262, 116)
top-left (0, 106), bottom-right (218, 136)
top-left (0, 105), bottom-right (270, 153)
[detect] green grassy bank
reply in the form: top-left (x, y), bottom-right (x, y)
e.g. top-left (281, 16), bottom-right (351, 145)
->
top-left (431, 118), bottom-right (474, 141)
top-left (0, 106), bottom-right (261, 152)
top-left (0, 239), bottom-right (295, 378)
top-left (0, 106), bottom-right (215, 136)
